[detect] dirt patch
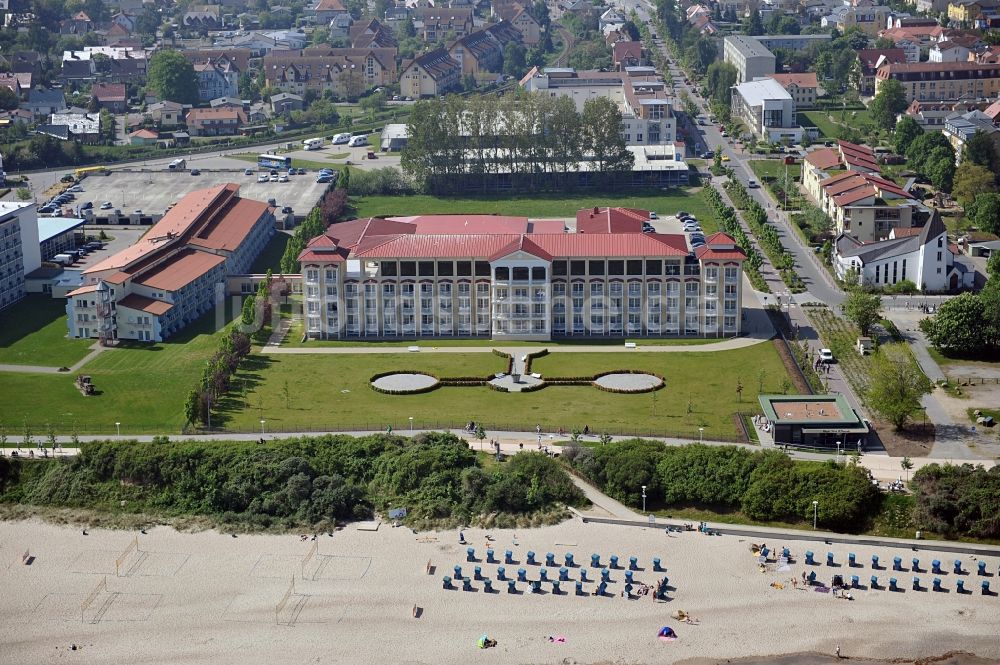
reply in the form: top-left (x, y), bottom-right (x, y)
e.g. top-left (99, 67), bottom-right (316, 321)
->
top-left (875, 420), bottom-right (935, 457)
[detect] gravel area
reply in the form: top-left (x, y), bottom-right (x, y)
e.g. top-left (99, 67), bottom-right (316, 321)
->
top-left (593, 373), bottom-right (663, 392)
top-left (371, 372), bottom-right (438, 392)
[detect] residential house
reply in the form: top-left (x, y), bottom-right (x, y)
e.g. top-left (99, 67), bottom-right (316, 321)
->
top-left (948, 0), bottom-right (998, 24)
top-left (399, 48), bottom-right (462, 98)
top-left (835, 216), bottom-right (968, 291)
top-left (112, 11), bottom-right (136, 33)
top-left (329, 12), bottom-right (354, 39)
top-left (183, 5), bottom-right (223, 30)
top-left (181, 49), bottom-right (252, 73)
top-left (66, 184), bottom-right (276, 342)
top-left (209, 96), bottom-right (245, 109)
top-left (416, 7), bottom-right (474, 41)
top-left (599, 7), bottom-right (626, 33)
top-left (263, 48), bottom-right (398, 98)
top-left (0, 73), bottom-right (31, 96)
top-left (730, 78), bottom-right (802, 143)
top-left (930, 40), bottom-right (972, 62)
top-left (146, 100), bottom-right (185, 127)
top-left (270, 92), bottom-right (304, 114)
top-left (128, 128), bottom-right (159, 146)
top-left (310, 0), bottom-right (351, 24)
top-left (904, 98), bottom-right (992, 130)
top-left (297, 211), bottom-right (745, 340)
top-left (448, 30), bottom-right (503, 76)
top-left (613, 42), bottom-right (645, 71)
top-left (916, 0), bottom-right (951, 12)
top-left (0, 109), bottom-right (33, 124)
top-left (22, 89), bottom-right (66, 117)
top-left (185, 107), bottom-right (246, 136)
top-left (769, 72), bottom-right (819, 109)
top-left (193, 60), bottom-right (240, 102)
top-left (483, 20), bottom-right (523, 49)
top-left (350, 18), bottom-right (398, 48)
top-left (90, 83), bottom-right (127, 113)
top-left (942, 109), bottom-right (1000, 162)
top-left (822, 5), bottom-right (891, 36)
top-left (44, 111), bottom-right (102, 144)
top-left (247, 102), bottom-right (270, 124)
top-left (876, 61), bottom-right (1000, 102)
top-left (500, 4), bottom-right (541, 46)
top-left (521, 67), bottom-right (676, 146)
top-left (854, 49), bottom-right (907, 95)
top-left (690, 14), bottom-right (719, 35)
top-left (60, 11), bottom-right (94, 35)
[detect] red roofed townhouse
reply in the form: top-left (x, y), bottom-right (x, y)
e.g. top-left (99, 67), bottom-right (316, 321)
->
top-left (90, 83), bottom-right (127, 112)
top-left (298, 210), bottom-right (746, 340)
top-left (769, 73), bottom-right (818, 109)
top-left (613, 41), bottom-right (645, 70)
top-left (65, 184), bottom-right (275, 343)
top-left (186, 106), bottom-right (246, 136)
top-left (400, 48), bottom-right (461, 98)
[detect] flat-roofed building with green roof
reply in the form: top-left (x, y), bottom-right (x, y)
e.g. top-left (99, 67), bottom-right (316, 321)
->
top-left (758, 394), bottom-right (870, 450)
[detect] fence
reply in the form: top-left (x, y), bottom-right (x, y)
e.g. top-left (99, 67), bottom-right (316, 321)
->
top-left (948, 377), bottom-right (1000, 386)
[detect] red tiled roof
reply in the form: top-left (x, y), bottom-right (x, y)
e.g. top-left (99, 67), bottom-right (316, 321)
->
top-left (613, 41), bottom-right (643, 63)
top-left (822, 175), bottom-right (868, 196)
top-left (838, 140), bottom-right (880, 171)
top-left (388, 214), bottom-right (530, 234)
top-left (805, 148), bottom-right (842, 170)
top-left (129, 128), bottom-right (158, 139)
top-left (91, 83), bottom-right (126, 102)
top-left (135, 249), bottom-right (225, 291)
top-left (856, 49), bottom-right (907, 76)
top-left (188, 197), bottom-right (271, 252)
top-left (118, 293), bottom-right (173, 315)
top-left (489, 235), bottom-right (554, 261)
top-left (298, 234), bottom-right (351, 263)
top-left (771, 72), bottom-right (818, 89)
top-left (66, 285), bottom-right (99, 297)
top-left (891, 227), bottom-right (922, 238)
top-left (575, 207), bottom-right (649, 234)
top-left (696, 247), bottom-right (746, 261)
top-left (834, 187), bottom-right (878, 206)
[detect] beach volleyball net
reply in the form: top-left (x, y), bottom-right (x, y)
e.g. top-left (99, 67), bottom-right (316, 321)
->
top-left (115, 535), bottom-right (142, 577)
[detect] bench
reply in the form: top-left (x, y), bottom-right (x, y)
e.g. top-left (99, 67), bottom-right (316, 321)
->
top-left (624, 342), bottom-right (637, 349)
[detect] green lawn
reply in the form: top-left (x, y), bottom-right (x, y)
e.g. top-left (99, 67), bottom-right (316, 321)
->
top-left (349, 188), bottom-right (721, 234)
top-left (748, 160), bottom-right (802, 180)
top-left (222, 342), bottom-right (792, 439)
top-left (0, 296), bottom-right (93, 367)
top-left (800, 110), bottom-right (876, 140)
top-left (249, 232), bottom-right (292, 273)
top-left (0, 308), bottom-right (232, 435)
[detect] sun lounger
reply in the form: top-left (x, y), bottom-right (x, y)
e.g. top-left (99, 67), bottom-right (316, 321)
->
top-left (467, 547), bottom-right (476, 562)
top-left (517, 568), bottom-right (527, 582)
top-left (933, 577), bottom-right (943, 591)
top-left (954, 560), bottom-right (964, 574)
top-left (576, 581), bottom-right (584, 596)
top-left (565, 553), bottom-right (575, 567)
top-left (872, 554), bottom-right (879, 568)
top-left (484, 579), bottom-right (493, 592)
top-left (539, 569), bottom-right (548, 582)
top-left (870, 575), bottom-right (879, 589)
top-left (978, 561), bottom-right (987, 576)
top-left (597, 581), bottom-right (608, 596)
top-left (508, 580), bottom-right (517, 593)
top-left (625, 570), bottom-right (634, 584)
top-left (912, 558), bottom-right (921, 572)
top-left (580, 568), bottom-right (589, 582)
top-left (848, 553), bottom-right (856, 566)
top-left (805, 551), bottom-right (815, 565)
top-left (531, 581), bottom-right (541, 593)
top-left (552, 581), bottom-right (560, 594)
top-left (982, 580), bottom-right (991, 594)
top-left (601, 568), bottom-right (610, 582)
top-left (893, 557), bottom-right (903, 571)
top-left (826, 552), bottom-right (835, 566)
top-left (957, 579), bottom-right (966, 593)
top-left (453, 565), bottom-right (462, 579)
top-left (591, 554), bottom-right (601, 568)
top-left (912, 576), bottom-right (921, 591)
top-left (505, 550), bottom-right (513, 564)
top-left (526, 551), bottom-right (537, 565)
top-left (629, 556), bottom-right (639, 571)
top-left (463, 578), bottom-right (473, 591)
top-left (932, 560), bottom-right (943, 574)
top-left (559, 567), bottom-right (569, 581)
top-left (545, 553), bottom-right (556, 567)
top-left (653, 557), bottom-right (663, 572)
top-left (610, 555), bottom-right (619, 569)
top-left (474, 566), bottom-right (482, 580)
top-left (497, 566), bottom-right (506, 581)
top-left (443, 575), bottom-right (453, 589)
top-left (851, 575), bottom-right (859, 588)
top-left (889, 577), bottom-right (899, 591)
top-left (486, 548), bottom-right (496, 563)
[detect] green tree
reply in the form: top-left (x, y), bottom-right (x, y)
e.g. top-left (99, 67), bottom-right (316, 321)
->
top-left (705, 61), bottom-right (737, 107)
top-left (963, 130), bottom-right (1000, 174)
top-left (900, 456), bottom-right (913, 482)
top-left (502, 43), bottom-right (527, 77)
top-left (0, 87), bottom-right (18, 110)
top-left (581, 96), bottom-right (633, 174)
top-left (864, 346), bottom-right (932, 431)
top-left (925, 146), bottom-right (956, 192)
top-left (952, 162), bottom-right (997, 208)
top-left (146, 50), bottom-right (199, 105)
top-left (906, 132), bottom-right (951, 174)
top-left (843, 291), bottom-right (882, 335)
top-left (892, 116), bottom-right (922, 156)
top-left (870, 79), bottom-right (907, 131)
top-left (919, 292), bottom-right (994, 355)
top-left (399, 17), bottom-right (416, 38)
top-left (135, 7), bottom-right (161, 34)
top-left (742, 11), bottom-right (764, 35)
top-left (967, 192), bottom-right (1000, 236)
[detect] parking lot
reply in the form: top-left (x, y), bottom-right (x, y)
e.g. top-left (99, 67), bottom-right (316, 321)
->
top-left (75, 168), bottom-right (332, 224)
top-left (67, 226), bottom-right (147, 270)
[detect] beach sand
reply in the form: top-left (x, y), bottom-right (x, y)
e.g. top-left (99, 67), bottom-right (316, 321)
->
top-left (1, 518), bottom-right (997, 664)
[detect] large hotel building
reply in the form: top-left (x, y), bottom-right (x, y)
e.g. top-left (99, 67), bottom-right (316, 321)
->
top-left (299, 208), bottom-right (747, 341)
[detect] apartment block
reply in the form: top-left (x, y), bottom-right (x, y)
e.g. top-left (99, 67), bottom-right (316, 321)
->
top-left (520, 67), bottom-right (676, 146)
top-left (299, 212), bottom-right (745, 341)
top-left (730, 78), bottom-right (801, 143)
top-left (65, 184), bottom-right (275, 343)
top-left (723, 35), bottom-right (775, 84)
top-left (876, 61), bottom-right (1000, 102)
top-left (0, 202), bottom-right (41, 311)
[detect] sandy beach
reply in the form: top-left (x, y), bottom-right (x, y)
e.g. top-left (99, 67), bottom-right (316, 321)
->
top-left (1, 518), bottom-right (998, 664)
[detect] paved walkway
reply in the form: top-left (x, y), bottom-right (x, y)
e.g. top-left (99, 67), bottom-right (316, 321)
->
top-left (0, 343), bottom-right (107, 374)
top-left (568, 474), bottom-right (642, 521)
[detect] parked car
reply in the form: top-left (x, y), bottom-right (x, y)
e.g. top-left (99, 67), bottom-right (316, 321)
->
top-left (316, 175), bottom-right (334, 183)
top-left (721, 155), bottom-right (730, 162)
top-left (278, 174), bottom-right (289, 182)
top-left (100, 201), bottom-right (113, 210)
top-left (648, 211), bottom-right (658, 219)
top-left (269, 174), bottom-right (279, 182)
top-left (190, 168), bottom-right (201, 175)
top-left (281, 206), bottom-right (293, 214)
top-left (818, 348), bottom-right (835, 363)
top-left (80, 201), bottom-right (93, 210)
top-left (676, 211), bottom-right (689, 218)
top-left (257, 174), bottom-right (269, 183)
top-left (747, 180), bottom-right (759, 188)
top-left (133, 209), bottom-right (143, 215)
top-left (296, 168), bottom-right (306, 175)
top-left (244, 168), bottom-right (253, 175)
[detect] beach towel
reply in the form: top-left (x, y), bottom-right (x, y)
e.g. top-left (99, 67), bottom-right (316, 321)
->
top-left (548, 636), bottom-right (567, 644)
top-left (770, 582), bottom-right (784, 589)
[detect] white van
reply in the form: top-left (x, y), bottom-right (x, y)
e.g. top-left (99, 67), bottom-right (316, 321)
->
top-left (303, 138), bottom-right (323, 151)
top-left (52, 253), bottom-right (75, 266)
top-left (332, 133), bottom-right (352, 145)
top-left (168, 158), bottom-right (186, 171)
top-left (348, 135), bottom-right (368, 147)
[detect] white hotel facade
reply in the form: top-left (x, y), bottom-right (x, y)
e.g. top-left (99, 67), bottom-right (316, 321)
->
top-left (298, 210), bottom-right (746, 341)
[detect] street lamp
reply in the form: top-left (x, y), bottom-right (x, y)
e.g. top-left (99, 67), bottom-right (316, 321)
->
top-left (260, 419), bottom-right (266, 436)
top-left (642, 485), bottom-right (647, 514)
top-left (409, 416), bottom-right (414, 435)
top-left (698, 427), bottom-right (704, 443)
top-left (836, 440), bottom-right (842, 462)
top-left (812, 500), bottom-right (819, 529)
top-left (115, 421), bottom-right (121, 438)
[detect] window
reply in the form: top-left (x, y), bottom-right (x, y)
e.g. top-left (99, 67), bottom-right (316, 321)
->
top-left (306, 269), bottom-right (319, 281)
top-left (418, 261), bottom-right (434, 276)
top-left (570, 260), bottom-right (586, 276)
top-left (512, 267), bottom-right (529, 281)
top-left (705, 267), bottom-right (718, 282)
top-left (531, 266), bottom-right (545, 280)
top-left (381, 262), bottom-right (398, 277)
top-left (645, 260), bottom-right (662, 276)
top-left (552, 261), bottom-right (567, 276)
top-left (589, 260), bottom-right (604, 276)
top-left (495, 266), bottom-right (510, 280)
top-left (438, 261), bottom-right (454, 276)
top-left (627, 260), bottom-right (643, 275)
top-left (400, 261), bottom-right (416, 276)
